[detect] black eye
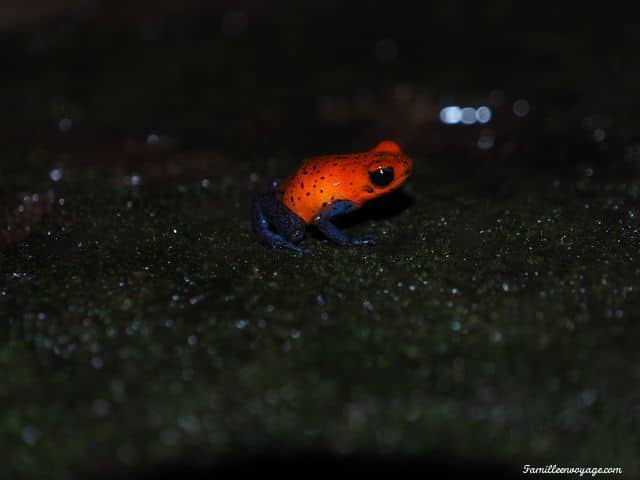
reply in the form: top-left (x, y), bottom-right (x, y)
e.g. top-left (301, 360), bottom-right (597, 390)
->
top-left (369, 166), bottom-right (394, 187)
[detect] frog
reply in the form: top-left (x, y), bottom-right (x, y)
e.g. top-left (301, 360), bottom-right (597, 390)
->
top-left (252, 140), bottom-right (413, 252)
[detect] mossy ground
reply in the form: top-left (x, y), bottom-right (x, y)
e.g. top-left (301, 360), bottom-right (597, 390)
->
top-left (3, 151), bottom-right (639, 477)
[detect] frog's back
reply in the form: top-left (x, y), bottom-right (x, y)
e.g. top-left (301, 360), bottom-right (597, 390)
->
top-left (280, 152), bottom-right (371, 222)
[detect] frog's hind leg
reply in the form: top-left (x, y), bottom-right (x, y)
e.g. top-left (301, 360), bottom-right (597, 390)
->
top-left (252, 192), bottom-right (307, 253)
top-left (312, 200), bottom-right (376, 247)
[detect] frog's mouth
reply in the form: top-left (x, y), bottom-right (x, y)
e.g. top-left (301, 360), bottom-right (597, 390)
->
top-left (401, 160), bottom-right (413, 180)
top-left (393, 164), bottom-right (413, 190)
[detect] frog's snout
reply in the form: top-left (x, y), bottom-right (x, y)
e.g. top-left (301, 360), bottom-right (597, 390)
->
top-left (402, 157), bottom-right (414, 179)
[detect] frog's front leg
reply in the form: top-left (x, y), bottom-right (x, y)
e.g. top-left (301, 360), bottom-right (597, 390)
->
top-left (252, 192), bottom-right (307, 252)
top-left (312, 200), bottom-right (376, 247)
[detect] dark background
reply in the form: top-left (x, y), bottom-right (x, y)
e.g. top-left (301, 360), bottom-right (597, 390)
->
top-left (3, 1), bottom-right (638, 160)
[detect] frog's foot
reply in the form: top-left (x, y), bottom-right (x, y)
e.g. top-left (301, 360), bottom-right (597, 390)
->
top-left (317, 226), bottom-right (376, 247)
top-left (253, 225), bottom-right (306, 252)
top-left (313, 200), bottom-right (376, 247)
top-left (252, 192), bottom-right (307, 253)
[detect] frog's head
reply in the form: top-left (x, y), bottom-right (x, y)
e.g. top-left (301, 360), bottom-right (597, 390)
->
top-left (362, 140), bottom-right (413, 198)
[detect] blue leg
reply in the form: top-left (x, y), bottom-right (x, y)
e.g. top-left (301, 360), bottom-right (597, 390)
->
top-left (252, 193), bottom-right (307, 253)
top-left (312, 200), bottom-right (376, 247)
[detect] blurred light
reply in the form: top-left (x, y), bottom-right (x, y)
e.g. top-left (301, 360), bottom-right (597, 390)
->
top-left (461, 107), bottom-right (476, 124)
top-left (49, 168), bottom-right (63, 182)
top-left (439, 106), bottom-right (462, 124)
top-left (21, 426), bottom-right (40, 446)
top-left (582, 389), bottom-right (598, 406)
top-left (147, 133), bottom-right (160, 145)
top-left (476, 106), bottom-right (492, 123)
top-left (593, 128), bottom-right (606, 142)
top-left (477, 133), bottom-right (494, 150)
top-left (375, 38), bottom-right (398, 63)
top-left (130, 175), bottom-right (141, 186)
top-left (58, 117), bottom-right (72, 132)
top-left (513, 99), bottom-right (530, 117)
top-left (222, 10), bottom-right (248, 38)
top-left (440, 105), bottom-right (492, 125)
top-left (91, 357), bottom-right (104, 369)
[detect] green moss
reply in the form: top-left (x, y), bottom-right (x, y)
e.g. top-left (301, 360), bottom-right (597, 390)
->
top-left (1, 160), bottom-right (639, 477)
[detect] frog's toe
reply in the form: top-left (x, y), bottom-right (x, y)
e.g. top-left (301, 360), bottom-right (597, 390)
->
top-left (283, 241), bottom-right (309, 254)
top-left (261, 234), bottom-right (306, 253)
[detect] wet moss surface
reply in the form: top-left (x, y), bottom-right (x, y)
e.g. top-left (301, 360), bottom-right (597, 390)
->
top-left (3, 149), bottom-right (639, 477)
top-left (2, 3), bottom-right (640, 478)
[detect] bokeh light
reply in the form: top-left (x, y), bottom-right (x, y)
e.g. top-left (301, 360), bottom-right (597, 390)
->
top-left (513, 99), bottom-right (530, 117)
top-left (439, 105), bottom-right (492, 125)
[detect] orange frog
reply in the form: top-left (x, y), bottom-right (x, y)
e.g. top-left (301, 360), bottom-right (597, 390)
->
top-left (252, 140), bottom-right (413, 252)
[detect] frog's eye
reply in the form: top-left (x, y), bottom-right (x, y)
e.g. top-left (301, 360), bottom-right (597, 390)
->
top-left (369, 166), bottom-right (394, 187)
